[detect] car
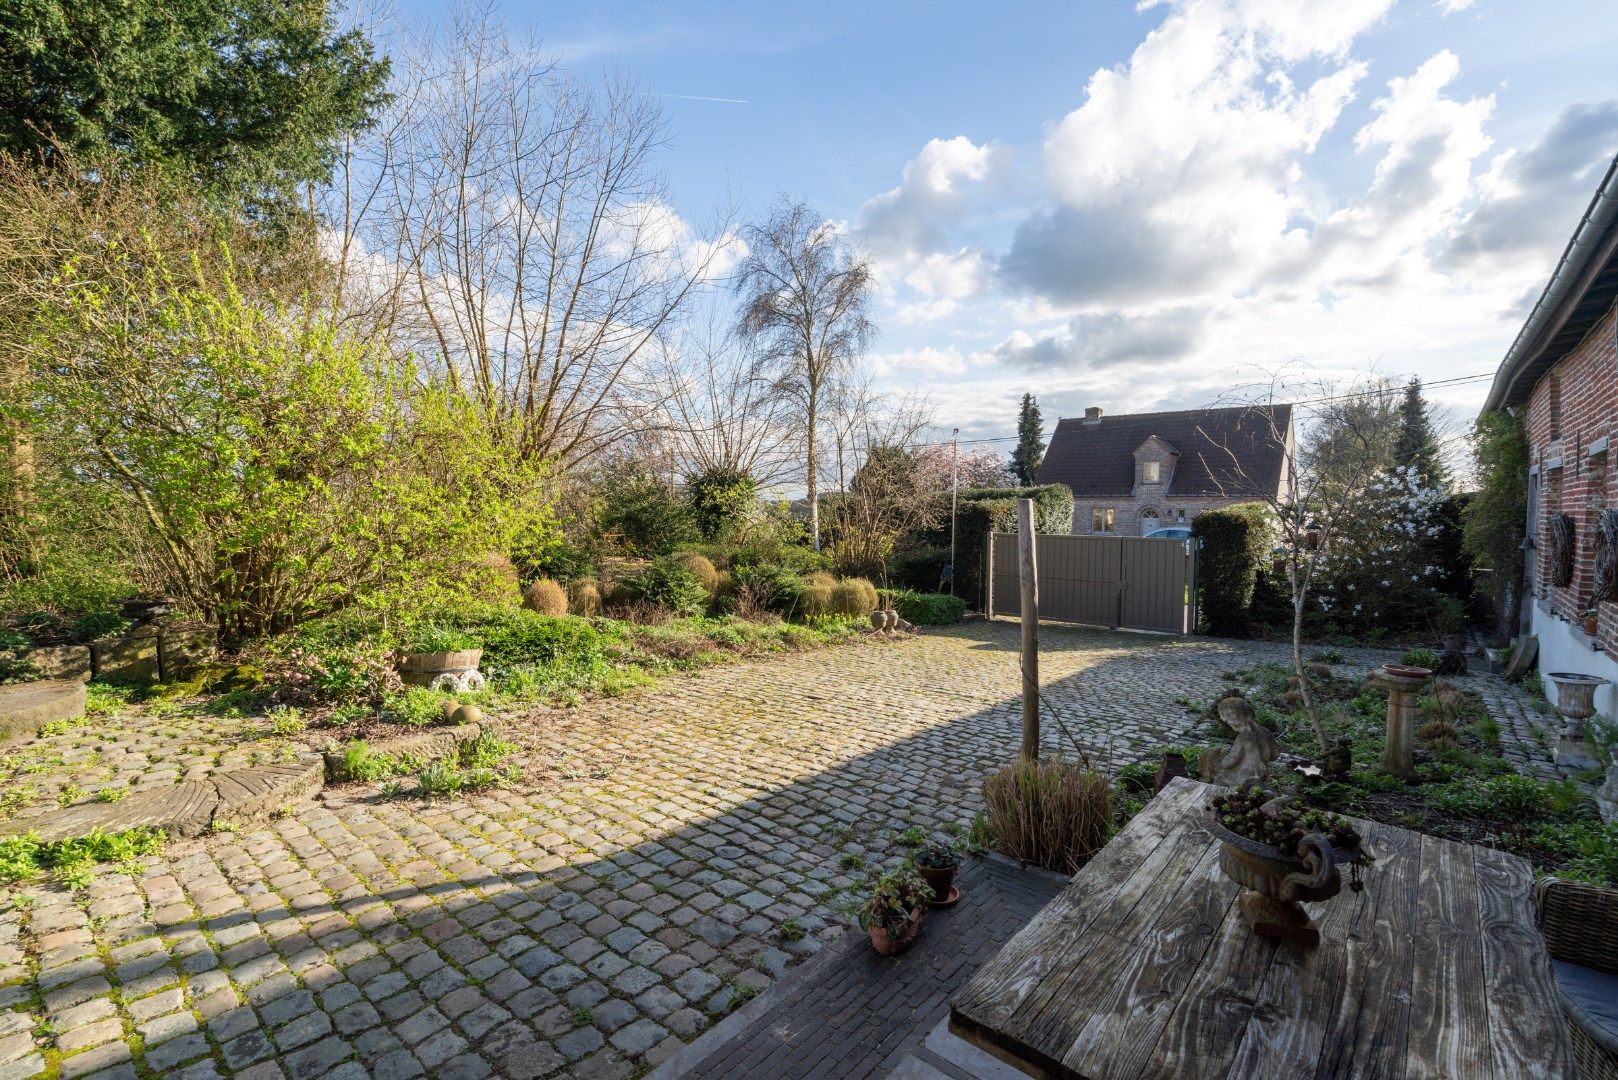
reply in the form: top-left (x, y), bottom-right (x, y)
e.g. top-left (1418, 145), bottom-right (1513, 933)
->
top-left (1142, 526), bottom-right (1193, 540)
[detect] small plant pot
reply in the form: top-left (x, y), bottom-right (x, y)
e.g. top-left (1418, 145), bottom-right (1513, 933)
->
top-left (1584, 617), bottom-right (1600, 636)
top-left (915, 860), bottom-right (959, 907)
top-left (867, 905), bottom-right (924, 955)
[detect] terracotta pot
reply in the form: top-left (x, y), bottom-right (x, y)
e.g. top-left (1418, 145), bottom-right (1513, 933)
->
top-left (915, 860), bottom-right (958, 906)
top-left (1584, 616), bottom-right (1600, 636)
top-left (867, 905), bottom-right (924, 955)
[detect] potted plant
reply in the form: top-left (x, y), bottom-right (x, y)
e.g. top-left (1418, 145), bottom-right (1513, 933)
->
top-left (397, 627), bottom-right (485, 691)
top-left (858, 866), bottom-right (934, 955)
top-left (1205, 785), bottom-right (1372, 945)
top-left (913, 836), bottom-right (962, 907)
top-left (1583, 607), bottom-right (1600, 636)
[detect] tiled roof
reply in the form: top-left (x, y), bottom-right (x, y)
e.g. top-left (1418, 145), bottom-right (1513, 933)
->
top-left (1035, 405), bottom-right (1292, 498)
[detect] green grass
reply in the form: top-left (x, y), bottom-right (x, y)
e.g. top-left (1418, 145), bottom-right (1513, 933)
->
top-left (0, 827), bottom-right (165, 886)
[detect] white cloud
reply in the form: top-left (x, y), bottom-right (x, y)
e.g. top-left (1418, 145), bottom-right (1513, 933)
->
top-left (860, 136), bottom-right (1004, 258)
top-left (1436, 0), bottom-right (1475, 13)
top-left (868, 346), bottom-right (971, 378)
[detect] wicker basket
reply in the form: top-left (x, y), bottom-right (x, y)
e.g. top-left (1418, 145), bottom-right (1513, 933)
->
top-left (1535, 878), bottom-right (1618, 1080)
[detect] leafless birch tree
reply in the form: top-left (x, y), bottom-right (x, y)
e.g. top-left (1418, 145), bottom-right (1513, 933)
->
top-left (734, 197), bottom-right (874, 548)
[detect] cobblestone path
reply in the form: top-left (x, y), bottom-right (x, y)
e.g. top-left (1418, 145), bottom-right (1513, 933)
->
top-left (0, 622), bottom-right (1555, 1079)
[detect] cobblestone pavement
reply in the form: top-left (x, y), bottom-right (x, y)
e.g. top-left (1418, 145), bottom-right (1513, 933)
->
top-left (0, 622), bottom-right (1558, 1079)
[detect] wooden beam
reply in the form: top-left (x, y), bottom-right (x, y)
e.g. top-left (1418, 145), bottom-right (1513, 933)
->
top-left (1018, 499), bottom-right (1039, 761)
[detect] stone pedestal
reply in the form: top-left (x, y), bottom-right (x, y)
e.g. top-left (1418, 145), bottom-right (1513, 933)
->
top-left (1366, 668), bottom-right (1431, 780)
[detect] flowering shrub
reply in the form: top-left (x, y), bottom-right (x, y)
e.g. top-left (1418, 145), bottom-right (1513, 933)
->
top-left (1314, 466), bottom-right (1461, 637)
top-left (263, 642), bottom-right (402, 709)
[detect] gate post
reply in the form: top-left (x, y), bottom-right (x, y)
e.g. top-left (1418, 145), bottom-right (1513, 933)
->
top-left (985, 531), bottom-right (995, 618)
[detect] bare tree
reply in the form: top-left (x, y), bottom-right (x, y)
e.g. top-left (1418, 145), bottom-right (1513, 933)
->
top-left (326, 3), bottom-right (735, 464)
top-left (650, 307), bottom-right (799, 489)
top-left (1203, 372), bottom-right (1392, 753)
top-left (821, 387), bottom-right (937, 580)
top-left (734, 196), bottom-right (875, 549)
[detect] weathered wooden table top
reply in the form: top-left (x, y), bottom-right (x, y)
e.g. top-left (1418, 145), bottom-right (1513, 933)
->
top-left (950, 777), bottom-right (1571, 1079)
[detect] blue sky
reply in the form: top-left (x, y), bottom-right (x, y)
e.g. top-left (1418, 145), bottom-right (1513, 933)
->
top-left (394, 0), bottom-right (1618, 444)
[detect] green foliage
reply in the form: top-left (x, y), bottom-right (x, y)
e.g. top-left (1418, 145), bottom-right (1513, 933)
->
top-left (685, 467), bottom-right (758, 542)
top-left (598, 474), bottom-right (699, 556)
top-left (1010, 393), bottom-right (1044, 486)
top-left (950, 484), bottom-right (1075, 607)
top-left (1430, 775), bottom-right (1585, 823)
top-left (0, 826), bottom-right (164, 885)
top-left (416, 759), bottom-right (464, 796)
top-left (0, 0), bottom-right (391, 214)
top-left (828, 578), bottom-right (878, 617)
top-left (403, 626), bottom-right (481, 654)
top-left (31, 247), bottom-right (557, 644)
top-left (1399, 648), bottom-right (1441, 669)
top-left (69, 611), bottom-right (129, 642)
top-left (1463, 411), bottom-right (1529, 633)
top-left (629, 557), bottom-right (711, 617)
top-left (877, 589), bottom-right (966, 626)
top-left (409, 606), bottom-right (606, 675)
top-left (1394, 379), bottom-right (1448, 491)
top-left (1530, 820), bottom-right (1618, 887)
top-left (333, 741), bottom-right (402, 783)
top-left (381, 688), bottom-right (451, 728)
top-left (1192, 503), bottom-right (1273, 637)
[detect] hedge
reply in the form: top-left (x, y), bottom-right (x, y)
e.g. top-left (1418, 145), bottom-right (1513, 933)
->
top-left (1191, 503), bottom-right (1272, 637)
top-left (949, 485), bottom-right (1075, 609)
top-left (878, 589), bottom-right (967, 626)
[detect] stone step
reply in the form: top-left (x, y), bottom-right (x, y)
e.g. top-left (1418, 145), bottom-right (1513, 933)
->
top-left (0, 680), bottom-right (87, 743)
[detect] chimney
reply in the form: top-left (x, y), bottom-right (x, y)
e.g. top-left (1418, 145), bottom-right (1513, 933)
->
top-left (1083, 406), bottom-right (1104, 422)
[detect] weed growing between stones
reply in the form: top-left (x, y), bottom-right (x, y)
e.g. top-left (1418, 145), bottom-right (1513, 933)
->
top-left (0, 826), bottom-right (164, 886)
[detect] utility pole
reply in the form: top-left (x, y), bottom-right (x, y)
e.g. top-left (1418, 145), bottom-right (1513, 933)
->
top-left (1018, 498), bottom-right (1039, 761)
top-left (949, 428), bottom-right (959, 595)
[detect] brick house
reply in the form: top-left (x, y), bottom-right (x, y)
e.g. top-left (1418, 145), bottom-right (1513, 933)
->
top-left (1482, 151), bottom-right (1618, 717)
top-left (1035, 405), bottom-right (1294, 535)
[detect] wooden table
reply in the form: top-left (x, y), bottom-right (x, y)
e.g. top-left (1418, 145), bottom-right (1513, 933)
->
top-left (950, 777), bottom-right (1571, 1079)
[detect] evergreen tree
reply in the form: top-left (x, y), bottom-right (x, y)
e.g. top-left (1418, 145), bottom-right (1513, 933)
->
top-left (1010, 393), bottom-right (1045, 485)
top-left (0, 0), bottom-right (390, 214)
top-left (1394, 378), bottom-right (1448, 490)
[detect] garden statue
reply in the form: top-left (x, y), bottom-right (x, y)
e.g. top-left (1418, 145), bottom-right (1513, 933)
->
top-left (1200, 695), bottom-right (1279, 787)
top-left (1320, 737), bottom-right (1352, 779)
top-left (1598, 763), bottom-right (1618, 825)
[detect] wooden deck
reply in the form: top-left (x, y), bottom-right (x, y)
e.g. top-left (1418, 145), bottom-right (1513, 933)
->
top-left (950, 777), bottom-right (1572, 1079)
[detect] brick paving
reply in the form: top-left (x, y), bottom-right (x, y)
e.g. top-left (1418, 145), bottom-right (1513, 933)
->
top-left (0, 621), bottom-right (1558, 1078)
top-left (664, 855), bottom-right (1065, 1080)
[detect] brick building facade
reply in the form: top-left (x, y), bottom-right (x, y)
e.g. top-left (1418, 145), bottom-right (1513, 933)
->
top-left (1483, 151), bottom-right (1618, 718)
top-left (1035, 405), bottom-right (1294, 536)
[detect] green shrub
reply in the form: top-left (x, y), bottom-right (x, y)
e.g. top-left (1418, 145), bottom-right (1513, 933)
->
top-left (334, 741), bottom-right (402, 783)
top-left (70, 611), bottom-right (130, 642)
top-left (1400, 648), bottom-right (1441, 670)
top-left (888, 546), bottom-right (950, 592)
top-left (382, 688), bottom-right (450, 728)
top-left (1192, 503), bottom-right (1273, 637)
top-left (442, 606), bottom-right (607, 672)
top-left (629, 557), bottom-right (711, 617)
top-left (729, 563), bottom-right (807, 617)
top-left (599, 476), bottom-right (699, 555)
top-left (402, 625), bottom-right (480, 653)
top-left (685, 467), bottom-right (757, 542)
top-left (947, 485), bottom-right (1074, 608)
top-left (800, 571), bottom-right (836, 617)
top-left (878, 589), bottom-right (966, 625)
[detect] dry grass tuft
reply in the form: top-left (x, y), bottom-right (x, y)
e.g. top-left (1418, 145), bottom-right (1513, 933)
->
top-left (522, 579), bottom-right (569, 616)
top-left (984, 755), bottom-right (1112, 874)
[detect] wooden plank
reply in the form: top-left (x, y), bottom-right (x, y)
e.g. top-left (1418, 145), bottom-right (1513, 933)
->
top-left (1220, 818), bottom-right (1382, 1079)
top-left (1138, 886), bottom-right (1280, 1078)
top-left (1059, 838), bottom-right (1238, 1078)
top-left (1473, 844), bottom-right (1573, 1078)
top-left (951, 779), bottom-right (1204, 1037)
top-left (1311, 819), bottom-right (1422, 1078)
top-left (1406, 834), bottom-right (1491, 1079)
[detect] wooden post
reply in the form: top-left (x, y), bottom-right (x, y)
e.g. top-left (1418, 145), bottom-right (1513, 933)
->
top-left (1018, 499), bottom-right (1039, 761)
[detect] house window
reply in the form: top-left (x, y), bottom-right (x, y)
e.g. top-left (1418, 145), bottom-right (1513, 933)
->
top-left (1175, 508), bottom-right (1187, 521)
top-left (1092, 507), bottom-right (1115, 533)
top-left (1143, 461), bottom-right (1161, 484)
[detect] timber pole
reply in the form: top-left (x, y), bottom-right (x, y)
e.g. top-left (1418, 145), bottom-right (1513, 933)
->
top-left (1018, 498), bottom-right (1039, 761)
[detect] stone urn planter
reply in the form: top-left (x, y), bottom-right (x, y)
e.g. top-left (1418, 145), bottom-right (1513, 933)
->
top-left (1545, 672), bottom-right (1609, 771)
top-left (1205, 789), bottom-right (1368, 946)
top-left (869, 609), bottom-right (897, 631)
top-left (398, 649), bottom-right (486, 692)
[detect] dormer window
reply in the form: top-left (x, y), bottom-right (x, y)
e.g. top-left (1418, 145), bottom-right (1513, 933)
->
top-left (1143, 461), bottom-right (1161, 484)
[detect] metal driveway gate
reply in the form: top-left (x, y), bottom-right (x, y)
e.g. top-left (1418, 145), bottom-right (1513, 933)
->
top-left (985, 532), bottom-right (1197, 633)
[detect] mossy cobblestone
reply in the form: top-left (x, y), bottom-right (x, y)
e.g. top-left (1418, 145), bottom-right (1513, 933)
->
top-left (0, 621), bottom-right (1559, 1077)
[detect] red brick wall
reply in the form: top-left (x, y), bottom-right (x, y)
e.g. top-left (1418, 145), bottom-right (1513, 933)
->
top-left (1525, 304), bottom-right (1618, 645)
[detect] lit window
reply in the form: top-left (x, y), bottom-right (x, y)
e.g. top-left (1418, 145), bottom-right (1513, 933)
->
top-left (1092, 507), bottom-right (1115, 533)
top-left (1143, 461), bottom-right (1161, 484)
